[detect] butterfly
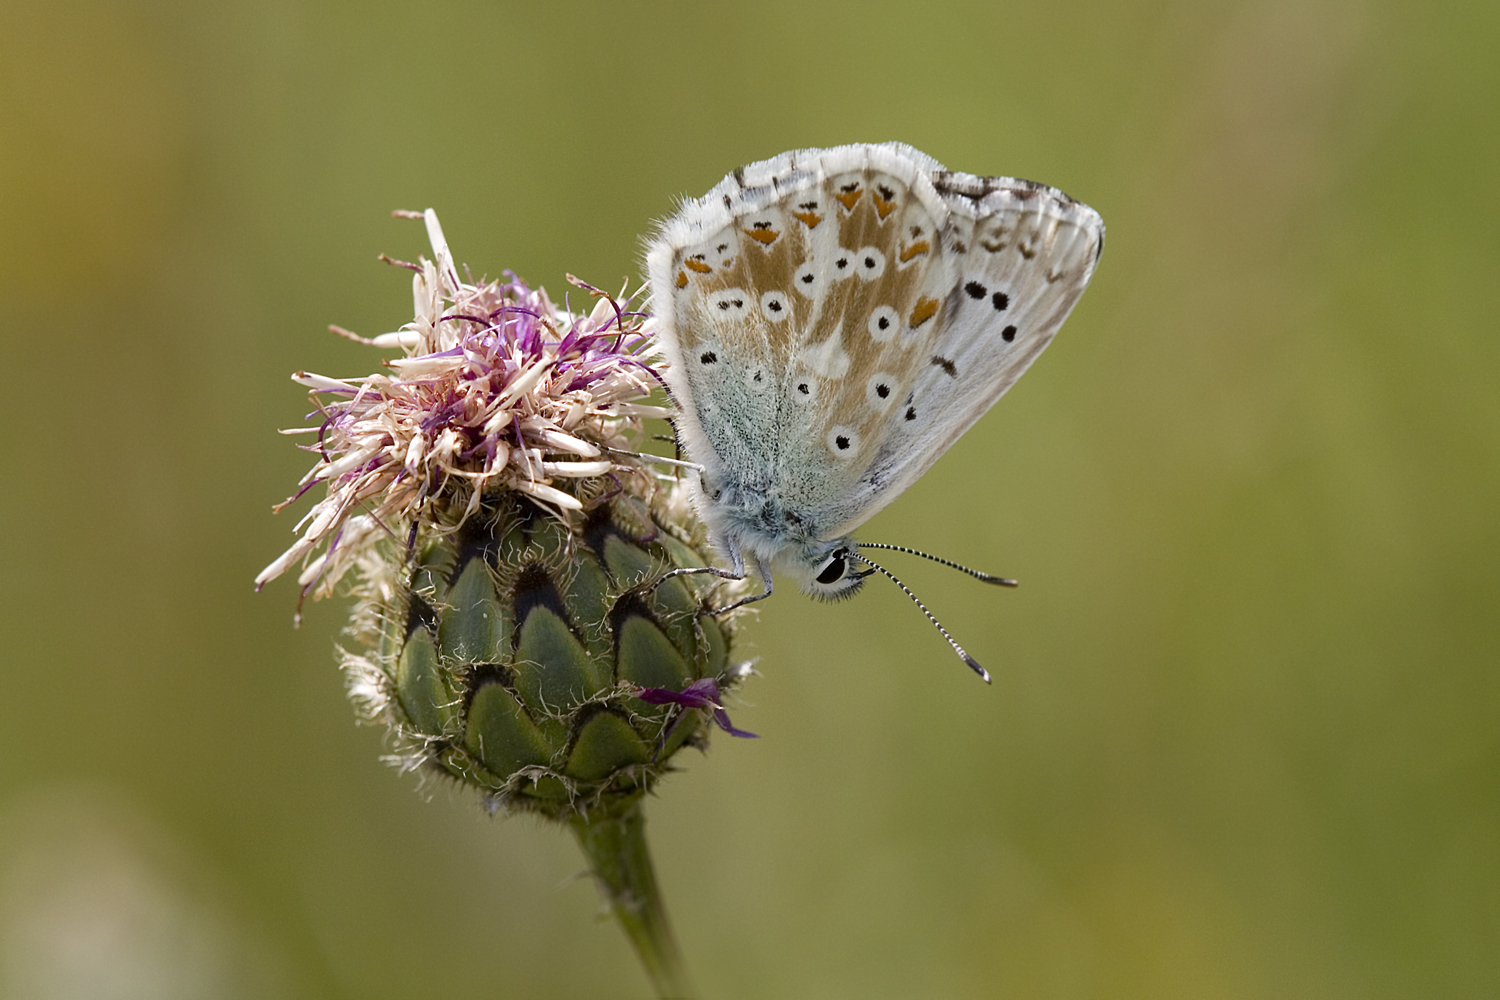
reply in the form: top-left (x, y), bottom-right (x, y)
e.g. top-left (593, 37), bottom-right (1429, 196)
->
top-left (645, 143), bottom-right (1103, 675)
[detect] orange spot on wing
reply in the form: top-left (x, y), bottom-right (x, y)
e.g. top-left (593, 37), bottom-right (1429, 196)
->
top-left (899, 240), bottom-right (931, 263)
top-left (792, 210), bottom-right (822, 228)
top-left (684, 258), bottom-right (712, 273)
top-left (835, 186), bottom-right (863, 210)
top-left (744, 227), bottom-right (779, 245)
top-left (909, 297), bottom-right (939, 329)
top-left (675, 270), bottom-right (688, 288)
top-left (873, 191), bottom-right (898, 219)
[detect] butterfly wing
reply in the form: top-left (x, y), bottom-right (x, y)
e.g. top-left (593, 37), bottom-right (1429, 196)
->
top-left (826, 168), bottom-right (1105, 538)
top-left (646, 143), bottom-right (1103, 552)
top-left (646, 144), bottom-right (945, 548)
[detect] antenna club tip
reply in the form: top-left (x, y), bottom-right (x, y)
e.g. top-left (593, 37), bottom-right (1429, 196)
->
top-left (984, 576), bottom-right (1020, 587)
top-left (964, 656), bottom-right (992, 684)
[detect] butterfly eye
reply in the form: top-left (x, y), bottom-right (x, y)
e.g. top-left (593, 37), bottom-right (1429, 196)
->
top-left (853, 246), bottom-right (886, 282)
top-left (814, 553), bottom-right (847, 585)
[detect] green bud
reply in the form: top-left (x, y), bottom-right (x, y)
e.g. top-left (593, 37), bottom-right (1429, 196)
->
top-left (343, 480), bottom-right (741, 819)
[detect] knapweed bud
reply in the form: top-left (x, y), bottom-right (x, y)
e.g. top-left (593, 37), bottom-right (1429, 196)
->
top-left (346, 477), bottom-right (750, 819)
top-left (259, 210), bottom-right (752, 821)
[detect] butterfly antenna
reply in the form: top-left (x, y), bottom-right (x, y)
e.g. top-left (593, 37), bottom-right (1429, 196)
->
top-left (858, 543), bottom-right (1018, 587)
top-left (849, 552), bottom-right (991, 684)
top-left (602, 445), bottom-right (704, 473)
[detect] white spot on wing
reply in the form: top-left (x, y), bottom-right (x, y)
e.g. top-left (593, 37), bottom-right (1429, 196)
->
top-left (827, 425), bottom-right (859, 456)
top-left (866, 372), bottom-right (897, 411)
top-left (798, 331), bottom-right (850, 379)
top-left (829, 248), bottom-right (857, 282)
top-left (793, 261), bottom-right (823, 299)
top-left (854, 246), bottom-right (886, 282)
top-left (867, 305), bottom-right (899, 342)
top-left (708, 288), bottom-right (751, 320)
top-left (760, 290), bottom-right (790, 322)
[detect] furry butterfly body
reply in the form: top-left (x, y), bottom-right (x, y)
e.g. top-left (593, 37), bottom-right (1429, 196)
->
top-left (646, 142), bottom-right (1103, 601)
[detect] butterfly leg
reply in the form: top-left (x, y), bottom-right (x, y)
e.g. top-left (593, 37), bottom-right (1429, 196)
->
top-left (650, 551), bottom-right (774, 614)
top-left (652, 538), bottom-right (748, 597)
top-left (711, 554), bottom-right (773, 614)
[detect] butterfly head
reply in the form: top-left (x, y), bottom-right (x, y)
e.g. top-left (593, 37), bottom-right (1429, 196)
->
top-left (778, 537), bottom-right (870, 602)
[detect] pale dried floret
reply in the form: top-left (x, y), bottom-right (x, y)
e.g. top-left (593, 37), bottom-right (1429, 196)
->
top-left (256, 210), bottom-right (668, 612)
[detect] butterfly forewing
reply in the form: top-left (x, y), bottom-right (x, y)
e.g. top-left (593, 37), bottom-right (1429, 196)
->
top-left (841, 177), bottom-right (1103, 535)
top-left (646, 143), bottom-right (1102, 558)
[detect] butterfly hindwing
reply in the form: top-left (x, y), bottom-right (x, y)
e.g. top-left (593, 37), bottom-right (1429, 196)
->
top-left (770, 159), bottom-right (958, 533)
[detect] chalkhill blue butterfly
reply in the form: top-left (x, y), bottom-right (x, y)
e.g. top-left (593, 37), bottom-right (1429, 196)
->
top-left (645, 142), bottom-right (1103, 679)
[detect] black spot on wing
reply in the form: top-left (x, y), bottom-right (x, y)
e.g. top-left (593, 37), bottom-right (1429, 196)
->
top-left (930, 355), bottom-right (958, 377)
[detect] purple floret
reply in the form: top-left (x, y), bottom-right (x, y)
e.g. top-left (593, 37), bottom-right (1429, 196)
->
top-left (635, 678), bottom-right (757, 739)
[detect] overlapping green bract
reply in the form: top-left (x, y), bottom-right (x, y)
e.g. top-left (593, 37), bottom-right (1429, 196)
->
top-left (342, 479), bottom-right (740, 818)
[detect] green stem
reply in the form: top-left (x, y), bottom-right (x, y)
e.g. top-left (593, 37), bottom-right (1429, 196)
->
top-left (570, 800), bottom-right (696, 999)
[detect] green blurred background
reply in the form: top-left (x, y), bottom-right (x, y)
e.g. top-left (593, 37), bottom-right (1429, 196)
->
top-left (1, 0), bottom-right (1496, 997)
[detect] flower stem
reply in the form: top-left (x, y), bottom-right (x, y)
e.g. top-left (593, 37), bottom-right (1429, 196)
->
top-left (570, 801), bottom-right (696, 998)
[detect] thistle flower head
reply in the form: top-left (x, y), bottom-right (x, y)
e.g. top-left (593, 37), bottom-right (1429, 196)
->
top-left (260, 211), bottom-right (751, 819)
top-left (256, 209), bottom-right (666, 606)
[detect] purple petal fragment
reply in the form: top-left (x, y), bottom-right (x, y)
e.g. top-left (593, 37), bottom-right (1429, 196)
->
top-left (634, 678), bottom-right (758, 738)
